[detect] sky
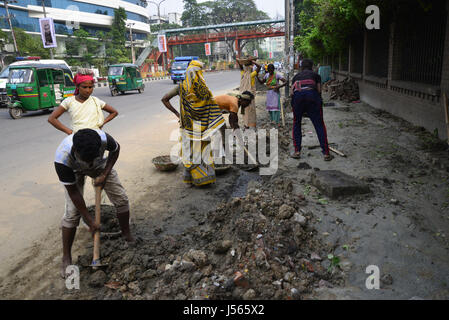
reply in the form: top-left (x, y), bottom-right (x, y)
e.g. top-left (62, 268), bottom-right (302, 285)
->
top-left (145, 0), bottom-right (285, 20)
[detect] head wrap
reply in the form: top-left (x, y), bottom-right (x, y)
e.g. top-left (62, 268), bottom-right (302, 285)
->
top-left (73, 71), bottom-right (95, 95)
top-left (189, 60), bottom-right (204, 69)
top-left (238, 93), bottom-right (253, 101)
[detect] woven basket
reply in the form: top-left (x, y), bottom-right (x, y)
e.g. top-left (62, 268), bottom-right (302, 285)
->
top-left (152, 155), bottom-right (179, 172)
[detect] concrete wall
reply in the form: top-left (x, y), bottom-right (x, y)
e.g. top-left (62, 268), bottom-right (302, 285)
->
top-left (358, 82), bottom-right (447, 140)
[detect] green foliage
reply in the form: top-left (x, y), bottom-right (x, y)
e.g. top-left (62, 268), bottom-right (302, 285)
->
top-left (181, 0), bottom-right (269, 26)
top-left (65, 28), bottom-right (100, 67)
top-left (104, 7), bottom-right (131, 65)
top-left (111, 7), bottom-right (127, 48)
top-left (327, 253), bottom-right (340, 272)
top-left (294, 0), bottom-right (439, 61)
top-left (13, 28), bottom-right (50, 58)
top-left (151, 23), bottom-right (182, 33)
top-left (181, 0), bottom-right (206, 27)
top-left (181, 0), bottom-right (269, 59)
top-left (294, 0), bottom-right (366, 60)
top-left (0, 29), bottom-right (8, 51)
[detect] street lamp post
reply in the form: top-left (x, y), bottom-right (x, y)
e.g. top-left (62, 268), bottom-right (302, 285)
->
top-left (1, 0), bottom-right (19, 55)
top-left (146, 0), bottom-right (167, 72)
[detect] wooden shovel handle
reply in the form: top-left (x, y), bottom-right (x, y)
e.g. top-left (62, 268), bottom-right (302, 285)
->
top-left (93, 186), bottom-right (101, 263)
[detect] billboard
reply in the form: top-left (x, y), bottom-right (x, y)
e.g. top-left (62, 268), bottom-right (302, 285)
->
top-left (158, 35), bottom-right (167, 53)
top-left (205, 43), bottom-right (211, 56)
top-left (39, 17), bottom-right (57, 48)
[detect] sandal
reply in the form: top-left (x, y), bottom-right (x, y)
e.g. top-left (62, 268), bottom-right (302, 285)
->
top-left (324, 154), bottom-right (334, 161)
top-left (291, 152), bottom-right (301, 159)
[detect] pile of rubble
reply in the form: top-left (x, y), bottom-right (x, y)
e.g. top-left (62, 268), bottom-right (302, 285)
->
top-left (323, 78), bottom-right (360, 103)
top-left (70, 175), bottom-right (345, 300)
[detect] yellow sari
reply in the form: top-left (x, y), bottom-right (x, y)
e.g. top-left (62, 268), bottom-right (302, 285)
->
top-left (179, 60), bottom-right (225, 186)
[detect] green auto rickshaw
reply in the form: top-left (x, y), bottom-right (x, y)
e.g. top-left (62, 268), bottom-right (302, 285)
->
top-left (108, 63), bottom-right (144, 96)
top-left (6, 64), bottom-right (75, 119)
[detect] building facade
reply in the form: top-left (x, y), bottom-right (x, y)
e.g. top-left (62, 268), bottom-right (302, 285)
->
top-left (0, 0), bottom-right (151, 54)
top-left (261, 36), bottom-right (285, 58)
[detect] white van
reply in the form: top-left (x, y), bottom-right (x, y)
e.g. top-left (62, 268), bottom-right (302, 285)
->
top-left (0, 59), bottom-right (71, 107)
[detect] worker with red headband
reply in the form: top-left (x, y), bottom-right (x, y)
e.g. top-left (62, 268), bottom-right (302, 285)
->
top-left (48, 69), bottom-right (118, 134)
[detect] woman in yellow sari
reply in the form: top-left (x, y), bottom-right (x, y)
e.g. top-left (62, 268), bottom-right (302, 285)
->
top-left (179, 60), bottom-right (225, 186)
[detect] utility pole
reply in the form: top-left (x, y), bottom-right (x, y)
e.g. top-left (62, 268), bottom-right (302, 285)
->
top-left (289, 0), bottom-right (295, 73)
top-left (41, 0), bottom-right (54, 59)
top-left (128, 22), bottom-right (136, 64)
top-left (284, 0), bottom-right (290, 97)
top-left (284, 0), bottom-right (296, 97)
top-left (2, 0), bottom-right (19, 55)
top-left (147, 0), bottom-right (167, 72)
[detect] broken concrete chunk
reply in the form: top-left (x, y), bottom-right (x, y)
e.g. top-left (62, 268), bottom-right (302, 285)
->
top-left (278, 204), bottom-right (295, 219)
top-left (298, 162), bottom-right (312, 170)
top-left (88, 270), bottom-right (108, 288)
top-left (185, 249), bottom-right (208, 267)
top-left (293, 212), bottom-right (307, 225)
top-left (311, 170), bottom-right (371, 199)
top-left (214, 240), bottom-right (233, 254)
top-left (243, 288), bottom-right (256, 300)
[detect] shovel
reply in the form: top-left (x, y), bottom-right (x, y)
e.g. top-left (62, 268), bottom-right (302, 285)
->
top-left (90, 186), bottom-right (107, 269)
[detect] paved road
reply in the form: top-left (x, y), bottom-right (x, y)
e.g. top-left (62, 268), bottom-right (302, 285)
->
top-left (0, 70), bottom-right (240, 273)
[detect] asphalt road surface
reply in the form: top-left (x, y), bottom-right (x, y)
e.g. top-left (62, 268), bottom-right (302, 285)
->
top-left (0, 70), bottom-right (240, 275)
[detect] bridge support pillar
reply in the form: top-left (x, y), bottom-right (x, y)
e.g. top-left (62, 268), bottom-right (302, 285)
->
top-left (235, 39), bottom-right (242, 58)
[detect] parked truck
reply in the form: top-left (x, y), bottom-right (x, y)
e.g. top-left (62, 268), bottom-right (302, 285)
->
top-left (170, 56), bottom-right (199, 84)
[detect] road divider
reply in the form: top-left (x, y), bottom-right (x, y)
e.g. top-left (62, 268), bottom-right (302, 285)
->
top-left (96, 76), bottom-right (172, 87)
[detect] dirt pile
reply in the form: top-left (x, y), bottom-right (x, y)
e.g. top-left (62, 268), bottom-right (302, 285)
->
top-left (323, 78), bottom-right (360, 102)
top-left (68, 174), bottom-right (344, 300)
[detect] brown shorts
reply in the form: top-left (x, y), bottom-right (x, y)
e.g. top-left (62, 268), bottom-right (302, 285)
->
top-left (61, 168), bottom-right (129, 228)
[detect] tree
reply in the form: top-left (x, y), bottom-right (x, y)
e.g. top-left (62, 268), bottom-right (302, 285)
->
top-left (180, 0), bottom-right (270, 59)
top-left (104, 7), bottom-right (130, 64)
top-left (13, 28), bottom-right (50, 58)
top-left (150, 23), bottom-right (182, 33)
top-left (181, 0), bottom-right (206, 27)
top-left (65, 28), bottom-right (99, 67)
top-left (293, 0), bottom-right (437, 61)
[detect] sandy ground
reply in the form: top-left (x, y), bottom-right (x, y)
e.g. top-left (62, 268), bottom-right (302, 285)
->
top-left (1, 86), bottom-right (449, 300)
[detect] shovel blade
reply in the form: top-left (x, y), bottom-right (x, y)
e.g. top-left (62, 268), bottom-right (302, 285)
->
top-left (90, 259), bottom-right (108, 269)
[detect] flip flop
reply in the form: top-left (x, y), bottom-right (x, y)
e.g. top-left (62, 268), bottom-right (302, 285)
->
top-left (291, 152), bottom-right (301, 159)
top-left (324, 154), bottom-right (334, 161)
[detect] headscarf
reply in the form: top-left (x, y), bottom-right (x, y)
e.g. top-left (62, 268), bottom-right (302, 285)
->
top-left (73, 73), bottom-right (95, 95)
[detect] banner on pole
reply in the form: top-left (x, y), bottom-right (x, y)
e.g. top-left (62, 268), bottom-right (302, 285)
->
top-left (253, 50), bottom-right (258, 58)
top-left (158, 35), bottom-right (167, 53)
top-left (269, 52), bottom-right (273, 59)
top-left (39, 17), bottom-right (57, 48)
top-left (205, 43), bottom-right (211, 56)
